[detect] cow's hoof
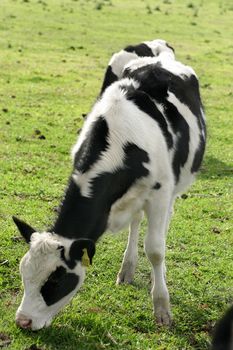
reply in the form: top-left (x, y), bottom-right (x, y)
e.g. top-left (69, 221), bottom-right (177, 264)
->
top-left (116, 271), bottom-right (134, 285)
top-left (116, 260), bottom-right (136, 285)
top-left (154, 307), bottom-right (172, 326)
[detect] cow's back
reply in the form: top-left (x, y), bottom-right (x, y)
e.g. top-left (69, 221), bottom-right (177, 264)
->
top-left (122, 54), bottom-right (206, 195)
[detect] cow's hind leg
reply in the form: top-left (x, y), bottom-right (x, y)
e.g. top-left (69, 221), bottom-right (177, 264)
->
top-left (144, 190), bottom-right (172, 326)
top-left (116, 211), bottom-right (143, 284)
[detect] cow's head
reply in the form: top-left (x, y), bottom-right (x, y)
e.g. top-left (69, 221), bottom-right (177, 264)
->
top-left (13, 217), bottom-right (95, 331)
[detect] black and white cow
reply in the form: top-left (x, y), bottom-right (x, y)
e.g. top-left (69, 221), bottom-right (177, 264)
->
top-left (211, 305), bottom-right (233, 350)
top-left (13, 39), bottom-right (206, 330)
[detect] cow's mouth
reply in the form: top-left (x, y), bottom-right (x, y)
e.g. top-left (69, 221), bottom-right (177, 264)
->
top-left (16, 313), bottom-right (52, 331)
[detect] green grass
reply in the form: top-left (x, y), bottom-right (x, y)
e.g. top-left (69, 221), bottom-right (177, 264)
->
top-left (0, 0), bottom-right (233, 349)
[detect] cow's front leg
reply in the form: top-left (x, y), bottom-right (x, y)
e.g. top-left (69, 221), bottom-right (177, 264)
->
top-left (116, 211), bottom-right (142, 284)
top-left (144, 190), bottom-right (172, 326)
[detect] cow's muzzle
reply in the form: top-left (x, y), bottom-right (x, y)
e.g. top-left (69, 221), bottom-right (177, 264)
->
top-left (16, 314), bottom-right (32, 329)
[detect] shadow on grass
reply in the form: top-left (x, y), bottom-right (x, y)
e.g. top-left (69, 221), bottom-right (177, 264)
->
top-left (201, 155), bottom-right (233, 179)
top-left (25, 317), bottom-right (117, 350)
top-left (169, 305), bottom-right (212, 350)
top-left (19, 294), bottom-right (213, 350)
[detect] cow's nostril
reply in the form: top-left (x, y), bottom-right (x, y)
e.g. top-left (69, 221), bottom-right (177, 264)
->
top-left (16, 317), bottom-right (32, 329)
top-left (21, 319), bottom-right (32, 328)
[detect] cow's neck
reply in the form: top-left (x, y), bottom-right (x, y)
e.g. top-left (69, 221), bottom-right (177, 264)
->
top-left (51, 177), bottom-right (108, 242)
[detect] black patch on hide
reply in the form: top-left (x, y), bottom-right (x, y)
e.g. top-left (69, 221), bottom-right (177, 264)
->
top-left (40, 266), bottom-right (79, 306)
top-left (123, 62), bottom-right (168, 103)
top-left (100, 65), bottom-right (118, 94)
top-left (163, 100), bottom-right (190, 183)
top-left (191, 135), bottom-right (205, 173)
top-left (124, 43), bottom-right (154, 57)
top-left (51, 179), bottom-right (102, 240)
top-left (90, 142), bottom-right (150, 205)
top-left (74, 117), bottom-right (109, 174)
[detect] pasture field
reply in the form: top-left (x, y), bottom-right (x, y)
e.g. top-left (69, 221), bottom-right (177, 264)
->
top-left (0, 0), bottom-right (232, 349)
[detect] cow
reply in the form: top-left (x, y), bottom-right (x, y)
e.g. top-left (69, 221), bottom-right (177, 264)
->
top-left (211, 305), bottom-right (233, 350)
top-left (13, 39), bottom-right (206, 330)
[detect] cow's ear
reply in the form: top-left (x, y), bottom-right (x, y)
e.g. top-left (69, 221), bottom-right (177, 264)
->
top-left (12, 216), bottom-right (36, 243)
top-left (69, 239), bottom-right (96, 267)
